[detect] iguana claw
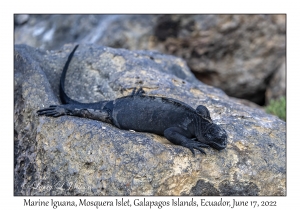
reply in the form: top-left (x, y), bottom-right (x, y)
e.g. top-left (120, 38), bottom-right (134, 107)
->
top-left (184, 139), bottom-right (208, 156)
top-left (37, 105), bottom-right (68, 117)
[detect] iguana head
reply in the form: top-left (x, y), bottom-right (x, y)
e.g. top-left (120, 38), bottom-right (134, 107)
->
top-left (196, 105), bottom-right (227, 150)
top-left (201, 123), bottom-right (227, 150)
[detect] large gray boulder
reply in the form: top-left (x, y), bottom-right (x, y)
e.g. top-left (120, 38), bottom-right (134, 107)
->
top-left (14, 14), bottom-right (286, 105)
top-left (14, 44), bottom-right (285, 196)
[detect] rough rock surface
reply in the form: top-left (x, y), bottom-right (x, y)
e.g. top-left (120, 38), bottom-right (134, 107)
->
top-left (14, 14), bottom-right (286, 105)
top-left (14, 44), bottom-right (286, 196)
top-left (265, 61), bottom-right (286, 104)
top-left (152, 15), bottom-right (286, 105)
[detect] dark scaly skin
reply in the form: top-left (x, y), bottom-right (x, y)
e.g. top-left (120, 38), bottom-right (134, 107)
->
top-left (37, 45), bottom-right (228, 155)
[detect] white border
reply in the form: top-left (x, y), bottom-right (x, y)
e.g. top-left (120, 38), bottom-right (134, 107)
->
top-left (3, 0), bottom-right (297, 209)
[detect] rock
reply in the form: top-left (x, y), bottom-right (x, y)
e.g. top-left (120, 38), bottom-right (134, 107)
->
top-left (14, 15), bottom-right (111, 50)
top-left (265, 61), bottom-right (286, 104)
top-left (14, 14), bottom-right (155, 51)
top-left (14, 14), bottom-right (286, 105)
top-left (229, 97), bottom-right (264, 111)
top-left (14, 44), bottom-right (286, 196)
top-left (14, 14), bottom-right (29, 25)
top-left (151, 15), bottom-right (286, 105)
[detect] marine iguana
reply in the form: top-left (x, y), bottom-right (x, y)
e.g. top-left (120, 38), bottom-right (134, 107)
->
top-left (37, 45), bottom-right (227, 155)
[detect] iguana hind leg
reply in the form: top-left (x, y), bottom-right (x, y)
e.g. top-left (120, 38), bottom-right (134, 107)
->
top-left (164, 127), bottom-right (209, 156)
top-left (37, 104), bottom-right (112, 123)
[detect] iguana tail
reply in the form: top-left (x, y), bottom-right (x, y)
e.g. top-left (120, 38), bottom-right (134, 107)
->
top-left (59, 44), bottom-right (81, 104)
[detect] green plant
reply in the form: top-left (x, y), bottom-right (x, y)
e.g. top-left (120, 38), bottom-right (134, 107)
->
top-left (265, 96), bottom-right (286, 121)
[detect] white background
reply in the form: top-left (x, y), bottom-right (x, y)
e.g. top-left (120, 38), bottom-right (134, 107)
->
top-left (2, 0), bottom-right (297, 209)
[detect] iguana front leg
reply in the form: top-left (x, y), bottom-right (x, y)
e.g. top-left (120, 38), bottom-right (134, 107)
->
top-left (164, 127), bottom-right (209, 156)
top-left (37, 104), bottom-right (112, 123)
